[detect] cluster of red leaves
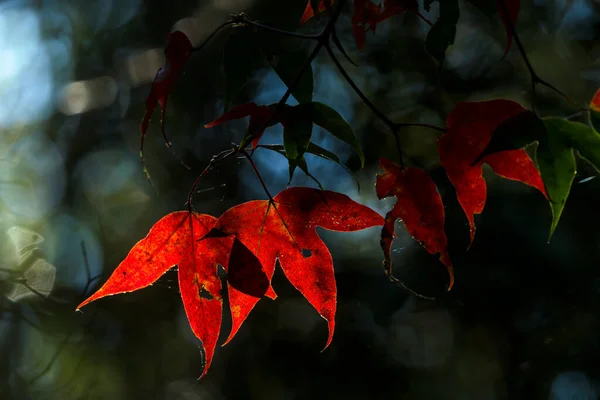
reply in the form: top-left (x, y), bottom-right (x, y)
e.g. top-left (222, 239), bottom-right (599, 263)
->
top-left (77, 188), bottom-right (383, 378)
top-left (300, 0), bottom-right (519, 53)
top-left (374, 100), bottom-right (546, 289)
top-left (300, 0), bottom-right (427, 50)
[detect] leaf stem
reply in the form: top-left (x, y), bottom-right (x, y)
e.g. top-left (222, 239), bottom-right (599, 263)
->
top-left (191, 20), bottom-right (237, 53)
top-left (233, 13), bottom-right (320, 41)
top-left (497, 0), bottom-right (567, 112)
top-left (325, 44), bottom-right (445, 168)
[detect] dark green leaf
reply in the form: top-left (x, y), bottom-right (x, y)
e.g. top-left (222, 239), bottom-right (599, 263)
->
top-left (473, 110), bottom-right (544, 165)
top-left (425, 0), bottom-right (459, 65)
top-left (538, 118), bottom-right (577, 240)
top-left (283, 106), bottom-right (313, 180)
top-left (269, 50), bottom-right (314, 104)
top-left (303, 102), bottom-right (365, 167)
top-left (258, 142), bottom-right (359, 189)
top-left (547, 118), bottom-right (600, 171)
top-left (222, 29), bottom-right (265, 110)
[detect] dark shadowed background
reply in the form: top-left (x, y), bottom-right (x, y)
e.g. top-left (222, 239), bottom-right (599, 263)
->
top-left (1, 0), bottom-right (600, 398)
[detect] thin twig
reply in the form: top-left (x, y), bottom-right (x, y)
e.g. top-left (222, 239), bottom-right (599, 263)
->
top-left (497, 0), bottom-right (567, 113)
top-left (191, 20), bottom-right (237, 53)
top-left (234, 13), bottom-right (320, 40)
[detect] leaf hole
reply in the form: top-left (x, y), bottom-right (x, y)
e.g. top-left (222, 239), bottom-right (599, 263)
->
top-left (302, 249), bottom-right (312, 258)
top-left (198, 284), bottom-right (214, 300)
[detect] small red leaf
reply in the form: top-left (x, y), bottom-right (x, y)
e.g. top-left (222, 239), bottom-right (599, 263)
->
top-left (77, 211), bottom-right (268, 378)
top-left (496, 0), bottom-right (520, 56)
top-left (352, 0), bottom-right (424, 50)
top-left (300, 0), bottom-right (335, 24)
top-left (205, 102), bottom-right (274, 148)
top-left (591, 88), bottom-right (600, 112)
top-left (140, 31), bottom-right (193, 155)
top-left (212, 187), bottom-right (384, 348)
top-left (376, 158), bottom-right (453, 289)
top-left (438, 99), bottom-right (546, 246)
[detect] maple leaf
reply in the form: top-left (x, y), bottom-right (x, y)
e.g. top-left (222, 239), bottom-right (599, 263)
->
top-left (376, 158), bottom-right (453, 289)
top-left (204, 102), bottom-right (277, 148)
top-left (438, 99), bottom-right (547, 246)
top-left (206, 187), bottom-right (384, 348)
top-left (300, 0), bottom-right (335, 24)
top-left (76, 211), bottom-right (269, 378)
top-left (140, 31), bottom-right (193, 157)
top-left (496, 0), bottom-right (520, 56)
top-left (352, 0), bottom-right (426, 50)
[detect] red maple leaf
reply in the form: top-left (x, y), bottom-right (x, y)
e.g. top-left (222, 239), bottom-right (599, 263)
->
top-left (300, 0), bottom-right (335, 24)
top-left (496, 0), bottom-right (520, 56)
top-left (76, 211), bottom-right (269, 378)
top-left (376, 158), bottom-right (453, 289)
top-left (438, 99), bottom-right (547, 246)
top-left (207, 187), bottom-right (384, 348)
top-left (140, 31), bottom-right (193, 157)
top-left (205, 102), bottom-right (277, 148)
top-left (352, 0), bottom-right (426, 50)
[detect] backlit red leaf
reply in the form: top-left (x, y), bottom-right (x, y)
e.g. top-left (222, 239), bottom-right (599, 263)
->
top-left (76, 211), bottom-right (268, 378)
top-left (352, 0), bottom-right (424, 50)
top-left (209, 187), bottom-right (384, 348)
top-left (496, 0), bottom-right (520, 56)
top-left (438, 99), bottom-right (546, 246)
top-left (205, 102), bottom-right (274, 148)
top-left (376, 158), bottom-right (453, 289)
top-left (140, 31), bottom-right (193, 156)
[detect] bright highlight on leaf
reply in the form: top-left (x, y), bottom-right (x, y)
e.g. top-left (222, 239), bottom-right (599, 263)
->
top-left (438, 99), bottom-right (546, 246)
top-left (209, 187), bottom-right (384, 349)
top-left (76, 211), bottom-right (269, 379)
top-left (376, 158), bottom-right (454, 290)
top-left (141, 31), bottom-right (193, 156)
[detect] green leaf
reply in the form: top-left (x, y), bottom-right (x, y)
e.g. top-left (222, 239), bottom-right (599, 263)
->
top-left (549, 118), bottom-right (600, 172)
top-left (425, 0), bottom-right (459, 65)
top-left (303, 102), bottom-right (365, 168)
top-left (538, 118), bottom-right (577, 240)
top-left (222, 29), bottom-right (265, 110)
top-left (590, 110), bottom-right (600, 135)
top-left (283, 106), bottom-right (313, 180)
top-left (269, 50), bottom-right (314, 104)
top-left (473, 110), bottom-right (544, 165)
top-left (258, 142), bottom-right (359, 190)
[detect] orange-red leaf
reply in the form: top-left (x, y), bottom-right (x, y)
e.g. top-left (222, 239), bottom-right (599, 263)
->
top-left (209, 187), bottom-right (384, 348)
top-left (300, 0), bottom-right (335, 24)
top-left (205, 102), bottom-right (274, 148)
top-left (140, 31), bottom-right (193, 155)
top-left (76, 211), bottom-right (268, 378)
top-left (438, 99), bottom-right (547, 246)
top-left (591, 88), bottom-right (600, 112)
top-left (352, 0), bottom-right (423, 50)
top-left (376, 158), bottom-right (453, 289)
top-left (496, 0), bottom-right (520, 56)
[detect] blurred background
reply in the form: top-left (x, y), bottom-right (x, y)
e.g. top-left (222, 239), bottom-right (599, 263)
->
top-left (0, 0), bottom-right (599, 398)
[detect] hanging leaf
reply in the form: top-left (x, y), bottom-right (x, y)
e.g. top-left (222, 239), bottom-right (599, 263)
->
top-left (283, 105), bottom-right (314, 179)
top-left (438, 99), bottom-right (546, 245)
top-left (425, 0), bottom-right (459, 65)
top-left (376, 158), bottom-right (454, 289)
top-left (205, 102), bottom-right (278, 148)
top-left (495, 0), bottom-right (520, 56)
top-left (140, 31), bottom-right (193, 157)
